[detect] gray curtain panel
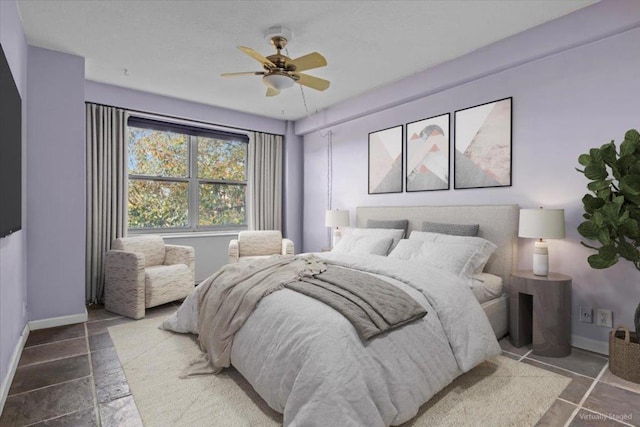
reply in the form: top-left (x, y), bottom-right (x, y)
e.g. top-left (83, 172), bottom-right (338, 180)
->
top-left (85, 103), bottom-right (128, 303)
top-left (248, 132), bottom-right (283, 230)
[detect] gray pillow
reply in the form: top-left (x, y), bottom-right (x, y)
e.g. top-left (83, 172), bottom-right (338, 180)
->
top-left (421, 221), bottom-right (480, 237)
top-left (366, 219), bottom-right (409, 238)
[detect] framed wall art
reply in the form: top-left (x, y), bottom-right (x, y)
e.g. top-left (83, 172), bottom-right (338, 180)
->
top-left (405, 113), bottom-right (450, 192)
top-left (454, 97), bottom-right (512, 189)
top-left (368, 125), bottom-right (403, 194)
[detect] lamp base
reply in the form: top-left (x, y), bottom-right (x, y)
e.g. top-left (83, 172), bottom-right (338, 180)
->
top-left (533, 240), bottom-right (549, 276)
top-left (332, 228), bottom-right (343, 248)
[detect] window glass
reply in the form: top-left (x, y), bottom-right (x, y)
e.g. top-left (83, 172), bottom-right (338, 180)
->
top-left (198, 183), bottom-right (246, 226)
top-left (128, 180), bottom-right (188, 229)
top-left (128, 127), bottom-right (188, 177)
top-left (127, 117), bottom-right (249, 231)
top-left (197, 137), bottom-right (246, 181)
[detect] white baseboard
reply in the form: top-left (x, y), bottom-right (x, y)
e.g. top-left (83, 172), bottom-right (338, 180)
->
top-left (28, 308), bottom-right (88, 331)
top-left (572, 334), bottom-right (608, 356)
top-left (0, 323), bottom-right (29, 416)
top-left (1, 309), bottom-right (89, 415)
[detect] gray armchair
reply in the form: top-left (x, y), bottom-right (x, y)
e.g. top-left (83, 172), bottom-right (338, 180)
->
top-left (105, 235), bottom-right (195, 319)
top-left (228, 230), bottom-right (294, 263)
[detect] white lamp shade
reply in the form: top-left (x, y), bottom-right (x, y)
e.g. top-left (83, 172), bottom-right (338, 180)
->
top-left (262, 73), bottom-right (295, 90)
top-left (519, 208), bottom-right (566, 239)
top-left (325, 210), bottom-right (350, 228)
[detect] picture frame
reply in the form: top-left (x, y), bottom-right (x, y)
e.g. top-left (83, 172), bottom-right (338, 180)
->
top-left (454, 97), bottom-right (512, 189)
top-left (368, 125), bottom-right (403, 194)
top-left (405, 113), bottom-right (450, 192)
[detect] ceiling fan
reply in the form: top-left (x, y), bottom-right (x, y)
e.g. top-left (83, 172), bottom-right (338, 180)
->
top-left (221, 27), bottom-right (330, 97)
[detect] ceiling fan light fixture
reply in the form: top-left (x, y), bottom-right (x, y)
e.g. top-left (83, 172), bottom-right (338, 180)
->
top-left (263, 73), bottom-right (295, 91)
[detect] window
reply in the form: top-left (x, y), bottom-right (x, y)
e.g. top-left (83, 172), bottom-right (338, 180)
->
top-left (127, 117), bottom-right (248, 232)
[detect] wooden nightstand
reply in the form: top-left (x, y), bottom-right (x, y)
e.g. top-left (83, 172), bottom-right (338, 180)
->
top-left (509, 270), bottom-right (572, 357)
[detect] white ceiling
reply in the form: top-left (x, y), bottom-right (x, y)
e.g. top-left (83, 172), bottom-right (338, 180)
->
top-left (18, 0), bottom-right (596, 121)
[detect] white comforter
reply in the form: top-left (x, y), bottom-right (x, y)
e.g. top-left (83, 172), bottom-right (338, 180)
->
top-left (162, 252), bottom-right (501, 426)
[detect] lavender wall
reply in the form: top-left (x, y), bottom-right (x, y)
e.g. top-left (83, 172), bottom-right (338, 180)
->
top-left (284, 120), bottom-right (303, 250)
top-left (301, 1), bottom-right (640, 350)
top-left (0, 0), bottom-right (28, 396)
top-left (26, 47), bottom-right (86, 321)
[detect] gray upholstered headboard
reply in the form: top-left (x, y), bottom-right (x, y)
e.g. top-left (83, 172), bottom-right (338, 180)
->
top-left (356, 204), bottom-right (519, 288)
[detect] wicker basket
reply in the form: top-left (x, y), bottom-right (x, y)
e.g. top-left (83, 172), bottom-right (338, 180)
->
top-left (609, 325), bottom-right (640, 384)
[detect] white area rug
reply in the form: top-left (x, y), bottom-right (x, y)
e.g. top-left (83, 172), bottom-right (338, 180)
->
top-left (109, 317), bottom-right (570, 427)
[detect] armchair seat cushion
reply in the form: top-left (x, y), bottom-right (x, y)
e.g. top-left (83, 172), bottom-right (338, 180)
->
top-left (228, 230), bottom-right (294, 263)
top-left (145, 264), bottom-right (193, 308)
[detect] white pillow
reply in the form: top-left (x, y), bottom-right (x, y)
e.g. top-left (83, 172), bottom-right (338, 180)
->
top-left (408, 231), bottom-right (497, 273)
top-left (344, 227), bottom-right (405, 252)
top-left (389, 239), bottom-right (493, 285)
top-left (332, 234), bottom-right (393, 256)
top-left (387, 239), bottom-right (423, 261)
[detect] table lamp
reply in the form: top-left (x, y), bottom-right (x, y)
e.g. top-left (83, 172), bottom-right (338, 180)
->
top-left (325, 209), bottom-right (350, 248)
top-left (518, 207), bottom-right (565, 276)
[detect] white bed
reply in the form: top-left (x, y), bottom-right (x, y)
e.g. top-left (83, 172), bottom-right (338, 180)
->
top-left (356, 204), bottom-right (519, 339)
top-left (164, 204), bottom-right (518, 426)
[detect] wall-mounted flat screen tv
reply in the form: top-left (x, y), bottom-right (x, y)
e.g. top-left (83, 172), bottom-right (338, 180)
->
top-left (0, 43), bottom-right (22, 238)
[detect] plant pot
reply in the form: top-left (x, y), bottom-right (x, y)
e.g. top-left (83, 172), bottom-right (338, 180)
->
top-left (609, 325), bottom-right (640, 384)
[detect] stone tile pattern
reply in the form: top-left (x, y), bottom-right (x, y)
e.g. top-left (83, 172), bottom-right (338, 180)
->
top-left (0, 303), bottom-right (181, 426)
top-left (500, 338), bottom-right (640, 426)
top-left (1, 306), bottom-right (639, 426)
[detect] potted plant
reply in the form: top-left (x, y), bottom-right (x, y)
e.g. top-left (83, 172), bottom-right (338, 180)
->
top-left (576, 128), bottom-right (640, 381)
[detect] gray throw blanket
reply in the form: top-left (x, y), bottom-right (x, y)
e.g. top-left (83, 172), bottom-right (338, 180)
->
top-left (190, 255), bottom-right (426, 375)
top-left (286, 265), bottom-right (427, 340)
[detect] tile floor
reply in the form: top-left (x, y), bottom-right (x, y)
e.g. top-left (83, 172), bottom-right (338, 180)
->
top-left (0, 303), bottom-right (178, 427)
top-left (1, 305), bottom-right (639, 426)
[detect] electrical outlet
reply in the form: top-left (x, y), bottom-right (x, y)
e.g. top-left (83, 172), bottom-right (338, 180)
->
top-left (580, 306), bottom-right (593, 323)
top-left (597, 309), bottom-right (613, 327)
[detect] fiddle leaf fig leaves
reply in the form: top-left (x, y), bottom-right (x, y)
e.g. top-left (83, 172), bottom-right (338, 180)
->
top-left (625, 129), bottom-right (640, 144)
top-left (619, 239), bottom-right (640, 262)
top-left (582, 194), bottom-right (605, 213)
top-left (589, 147), bottom-right (604, 165)
top-left (587, 180), bottom-right (611, 192)
top-left (583, 164), bottom-right (608, 181)
top-left (621, 175), bottom-right (640, 196)
top-left (577, 129), bottom-right (640, 273)
top-left (620, 138), bottom-right (637, 157)
top-left (578, 154), bottom-right (592, 166)
top-left (620, 219), bottom-right (639, 238)
top-left (600, 142), bottom-right (617, 166)
top-left (599, 244), bottom-right (618, 261)
top-left (578, 221), bottom-right (599, 240)
top-left (588, 253), bottom-right (618, 269)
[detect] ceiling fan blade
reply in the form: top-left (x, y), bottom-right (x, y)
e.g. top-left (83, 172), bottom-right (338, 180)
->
top-left (238, 46), bottom-right (275, 69)
top-left (289, 52), bottom-right (327, 72)
top-left (220, 71), bottom-right (265, 77)
top-left (295, 73), bottom-right (330, 92)
top-left (266, 87), bottom-right (280, 97)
